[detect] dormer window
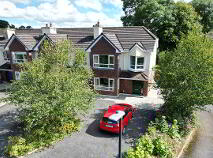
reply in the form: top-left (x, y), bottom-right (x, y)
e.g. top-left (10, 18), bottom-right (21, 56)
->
top-left (93, 55), bottom-right (114, 69)
top-left (130, 56), bottom-right (144, 70)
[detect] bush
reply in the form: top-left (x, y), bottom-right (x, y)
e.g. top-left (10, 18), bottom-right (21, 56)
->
top-left (5, 136), bottom-right (33, 157)
top-left (136, 135), bottom-right (154, 155)
top-left (168, 119), bottom-right (180, 139)
top-left (155, 116), bottom-right (169, 133)
top-left (153, 137), bottom-right (173, 158)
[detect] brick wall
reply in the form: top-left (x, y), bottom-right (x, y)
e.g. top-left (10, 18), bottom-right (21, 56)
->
top-left (119, 79), bottom-right (132, 94)
top-left (90, 37), bottom-right (120, 96)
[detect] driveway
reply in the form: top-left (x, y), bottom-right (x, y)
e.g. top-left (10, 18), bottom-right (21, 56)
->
top-left (0, 89), bottom-right (164, 158)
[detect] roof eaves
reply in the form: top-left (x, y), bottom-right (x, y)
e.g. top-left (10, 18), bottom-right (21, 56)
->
top-left (32, 33), bottom-right (55, 51)
top-left (85, 33), bottom-right (121, 53)
top-left (103, 33), bottom-right (121, 52)
top-left (4, 34), bottom-right (29, 51)
top-left (142, 26), bottom-right (158, 40)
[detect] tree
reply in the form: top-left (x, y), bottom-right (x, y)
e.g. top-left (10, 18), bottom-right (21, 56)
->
top-left (0, 19), bottom-right (9, 28)
top-left (5, 41), bottom-right (96, 143)
top-left (192, 0), bottom-right (213, 33)
top-left (19, 25), bottom-right (25, 29)
top-left (121, 0), bottom-right (202, 51)
top-left (26, 26), bottom-right (32, 29)
top-left (156, 32), bottom-right (213, 121)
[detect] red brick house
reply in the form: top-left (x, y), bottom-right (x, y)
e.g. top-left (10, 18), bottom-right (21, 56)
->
top-left (0, 23), bottom-right (158, 96)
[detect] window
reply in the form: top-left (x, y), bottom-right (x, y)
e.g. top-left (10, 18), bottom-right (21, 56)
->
top-left (130, 56), bottom-right (144, 70)
top-left (13, 52), bottom-right (27, 63)
top-left (93, 55), bottom-right (114, 68)
top-left (94, 77), bottom-right (114, 91)
top-left (3, 52), bottom-right (10, 62)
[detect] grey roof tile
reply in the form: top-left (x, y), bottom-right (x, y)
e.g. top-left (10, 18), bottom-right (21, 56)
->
top-left (104, 33), bottom-right (123, 52)
top-left (16, 34), bottom-right (39, 50)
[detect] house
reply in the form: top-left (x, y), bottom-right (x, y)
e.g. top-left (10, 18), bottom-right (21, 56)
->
top-left (0, 22), bottom-right (158, 96)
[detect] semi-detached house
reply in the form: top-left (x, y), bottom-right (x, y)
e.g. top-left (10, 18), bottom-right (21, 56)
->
top-left (0, 22), bottom-right (158, 96)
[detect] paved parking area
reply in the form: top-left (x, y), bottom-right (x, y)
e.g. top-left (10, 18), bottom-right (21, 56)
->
top-left (26, 89), bottom-right (163, 158)
top-left (0, 89), bottom-right (164, 158)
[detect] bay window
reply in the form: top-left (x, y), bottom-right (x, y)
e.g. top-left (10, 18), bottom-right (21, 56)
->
top-left (130, 56), bottom-right (144, 70)
top-left (93, 55), bottom-right (114, 68)
top-left (94, 77), bottom-right (114, 91)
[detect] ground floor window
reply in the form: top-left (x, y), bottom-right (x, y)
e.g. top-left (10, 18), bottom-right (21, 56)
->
top-left (94, 77), bottom-right (114, 91)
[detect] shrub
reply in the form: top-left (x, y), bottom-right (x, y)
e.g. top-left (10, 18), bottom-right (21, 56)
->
top-left (5, 136), bottom-right (33, 157)
top-left (153, 137), bottom-right (173, 158)
top-left (155, 116), bottom-right (169, 133)
top-left (168, 119), bottom-right (180, 139)
top-left (136, 135), bottom-right (154, 155)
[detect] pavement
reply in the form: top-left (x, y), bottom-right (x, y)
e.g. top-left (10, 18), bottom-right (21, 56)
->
top-left (0, 89), bottom-right (164, 158)
top-left (181, 105), bottom-right (213, 158)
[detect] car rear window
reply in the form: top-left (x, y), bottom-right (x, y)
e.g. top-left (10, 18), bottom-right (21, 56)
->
top-left (102, 117), bottom-right (118, 124)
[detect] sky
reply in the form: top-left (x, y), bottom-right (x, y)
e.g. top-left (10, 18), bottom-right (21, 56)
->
top-left (0, 0), bottom-right (191, 28)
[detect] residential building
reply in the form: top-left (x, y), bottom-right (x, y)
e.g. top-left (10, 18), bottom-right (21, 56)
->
top-left (0, 22), bottom-right (158, 96)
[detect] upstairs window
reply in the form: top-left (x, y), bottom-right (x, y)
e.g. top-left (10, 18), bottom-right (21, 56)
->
top-left (3, 52), bottom-right (10, 62)
top-left (130, 56), bottom-right (144, 70)
top-left (93, 55), bottom-right (114, 68)
top-left (13, 52), bottom-right (27, 63)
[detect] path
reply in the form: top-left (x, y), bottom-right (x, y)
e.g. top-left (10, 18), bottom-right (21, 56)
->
top-left (181, 105), bottom-right (213, 158)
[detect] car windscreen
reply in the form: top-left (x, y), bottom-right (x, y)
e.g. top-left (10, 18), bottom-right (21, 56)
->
top-left (102, 117), bottom-right (118, 124)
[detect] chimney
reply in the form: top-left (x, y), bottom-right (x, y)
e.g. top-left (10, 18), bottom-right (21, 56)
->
top-left (41, 23), bottom-right (57, 34)
top-left (93, 21), bottom-right (103, 39)
top-left (6, 28), bottom-right (15, 39)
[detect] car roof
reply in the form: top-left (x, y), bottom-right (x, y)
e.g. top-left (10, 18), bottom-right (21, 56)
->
top-left (104, 110), bottom-right (125, 121)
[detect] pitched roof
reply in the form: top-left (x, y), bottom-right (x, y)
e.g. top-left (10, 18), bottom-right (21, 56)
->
top-left (15, 29), bottom-right (42, 34)
top-left (104, 33), bottom-right (123, 52)
top-left (1, 26), bottom-right (158, 52)
top-left (59, 26), bottom-right (157, 51)
top-left (16, 34), bottom-right (39, 50)
top-left (0, 40), bottom-right (7, 48)
top-left (59, 28), bottom-right (94, 49)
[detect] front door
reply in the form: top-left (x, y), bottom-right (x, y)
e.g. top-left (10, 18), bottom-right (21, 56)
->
top-left (132, 80), bottom-right (143, 95)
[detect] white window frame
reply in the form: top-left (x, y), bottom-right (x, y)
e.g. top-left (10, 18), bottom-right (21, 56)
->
top-left (130, 56), bottom-right (145, 71)
top-left (13, 52), bottom-right (27, 64)
top-left (93, 55), bottom-right (114, 69)
top-left (3, 52), bottom-right (10, 62)
top-left (94, 77), bottom-right (114, 91)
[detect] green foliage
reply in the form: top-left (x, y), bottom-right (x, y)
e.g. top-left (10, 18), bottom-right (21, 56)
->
top-left (0, 19), bottom-right (9, 28)
top-left (168, 120), bottom-right (180, 139)
top-left (125, 115), bottom-right (185, 158)
top-left (5, 136), bottom-right (33, 157)
top-left (121, 0), bottom-right (202, 51)
top-left (4, 40), bottom-right (96, 157)
top-left (192, 0), bottom-right (213, 33)
top-left (156, 32), bottom-right (213, 121)
top-left (153, 137), bottom-right (173, 158)
top-left (155, 116), bottom-right (169, 133)
top-left (137, 135), bottom-right (154, 155)
top-left (125, 135), bottom-right (153, 158)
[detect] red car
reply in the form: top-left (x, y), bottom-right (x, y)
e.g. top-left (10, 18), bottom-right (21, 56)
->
top-left (99, 103), bottom-right (135, 134)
